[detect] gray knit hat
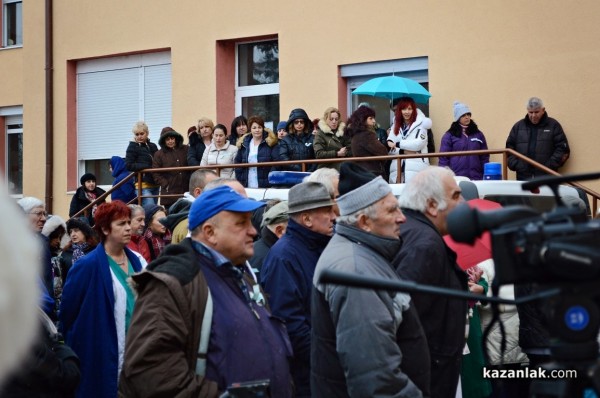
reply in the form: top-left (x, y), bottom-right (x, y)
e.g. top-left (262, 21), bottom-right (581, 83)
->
top-left (337, 162), bottom-right (392, 216)
top-left (453, 101), bottom-right (471, 122)
top-left (288, 182), bottom-right (335, 214)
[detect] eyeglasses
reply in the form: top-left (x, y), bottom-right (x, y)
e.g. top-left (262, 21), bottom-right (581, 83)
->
top-left (293, 120), bottom-right (305, 125)
top-left (29, 210), bottom-right (48, 218)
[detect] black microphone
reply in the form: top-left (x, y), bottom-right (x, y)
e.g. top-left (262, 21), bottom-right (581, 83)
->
top-left (447, 204), bottom-right (540, 244)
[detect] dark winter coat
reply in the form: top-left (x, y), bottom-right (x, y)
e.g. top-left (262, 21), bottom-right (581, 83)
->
top-left (110, 156), bottom-right (136, 203)
top-left (393, 209), bottom-right (468, 398)
top-left (249, 226), bottom-right (279, 272)
top-left (350, 128), bottom-right (389, 178)
top-left (506, 112), bottom-right (570, 180)
top-left (312, 223), bottom-right (430, 397)
top-left (234, 130), bottom-right (279, 187)
top-left (260, 219), bottom-right (331, 397)
top-left (187, 132), bottom-right (207, 166)
top-left (313, 119), bottom-right (351, 171)
top-left (152, 130), bottom-right (190, 207)
top-left (119, 238), bottom-right (293, 398)
top-left (125, 140), bottom-right (159, 185)
top-left (68, 185), bottom-right (106, 225)
top-left (1, 312), bottom-right (80, 398)
top-left (514, 283), bottom-right (551, 352)
top-left (439, 121), bottom-right (490, 180)
top-left (277, 132), bottom-right (316, 172)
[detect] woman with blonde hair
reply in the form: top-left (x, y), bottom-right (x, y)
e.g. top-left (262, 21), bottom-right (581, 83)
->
top-left (187, 117), bottom-right (214, 166)
top-left (125, 121), bottom-right (159, 206)
top-left (313, 107), bottom-right (351, 170)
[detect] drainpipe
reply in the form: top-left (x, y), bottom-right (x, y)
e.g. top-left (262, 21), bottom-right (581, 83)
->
top-left (44, 0), bottom-right (54, 212)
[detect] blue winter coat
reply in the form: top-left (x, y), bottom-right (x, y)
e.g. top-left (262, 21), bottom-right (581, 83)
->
top-left (60, 243), bottom-right (142, 398)
top-left (110, 156), bottom-right (136, 204)
top-left (234, 130), bottom-right (279, 188)
top-left (260, 219), bottom-right (331, 397)
top-left (439, 122), bottom-right (489, 180)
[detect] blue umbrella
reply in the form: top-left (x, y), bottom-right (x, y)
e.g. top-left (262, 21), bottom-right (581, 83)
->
top-left (352, 76), bottom-right (431, 104)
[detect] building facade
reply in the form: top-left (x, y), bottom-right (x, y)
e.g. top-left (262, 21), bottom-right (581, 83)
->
top-left (1, 0), bottom-right (599, 215)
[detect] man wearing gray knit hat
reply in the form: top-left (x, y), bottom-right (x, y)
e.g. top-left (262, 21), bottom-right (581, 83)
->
top-left (260, 181), bottom-right (336, 397)
top-left (311, 162), bottom-right (431, 397)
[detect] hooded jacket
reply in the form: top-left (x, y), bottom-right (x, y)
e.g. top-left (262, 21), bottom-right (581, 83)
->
top-left (234, 130), bottom-right (279, 187)
top-left (152, 129), bottom-right (190, 207)
top-left (278, 108), bottom-right (316, 172)
top-left (439, 121), bottom-right (489, 180)
top-left (110, 156), bottom-right (136, 203)
top-left (313, 119), bottom-right (350, 170)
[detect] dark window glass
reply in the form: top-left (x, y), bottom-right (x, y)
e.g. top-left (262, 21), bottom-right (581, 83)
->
top-left (4, 1), bottom-right (23, 46)
top-left (242, 94), bottom-right (280, 128)
top-left (238, 41), bottom-right (279, 86)
top-left (7, 129), bottom-right (22, 195)
top-left (84, 159), bottom-right (112, 186)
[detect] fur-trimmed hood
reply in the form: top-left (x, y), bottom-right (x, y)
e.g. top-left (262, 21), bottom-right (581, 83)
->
top-left (42, 214), bottom-right (70, 249)
top-left (317, 119), bottom-right (347, 138)
top-left (236, 128), bottom-right (278, 149)
top-left (158, 128), bottom-right (184, 149)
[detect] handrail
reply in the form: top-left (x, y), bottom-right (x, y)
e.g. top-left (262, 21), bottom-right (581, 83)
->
top-left (71, 148), bottom-right (600, 219)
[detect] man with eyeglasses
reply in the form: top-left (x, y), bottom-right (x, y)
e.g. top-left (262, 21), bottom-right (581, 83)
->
top-left (277, 108), bottom-right (317, 172)
top-left (17, 197), bottom-right (55, 316)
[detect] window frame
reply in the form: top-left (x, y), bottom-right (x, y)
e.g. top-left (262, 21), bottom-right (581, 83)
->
top-left (2, 0), bottom-right (22, 48)
top-left (1, 108), bottom-right (23, 197)
top-left (234, 39), bottom-right (280, 125)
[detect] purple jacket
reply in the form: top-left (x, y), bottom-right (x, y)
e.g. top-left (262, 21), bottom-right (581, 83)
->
top-left (439, 122), bottom-right (489, 180)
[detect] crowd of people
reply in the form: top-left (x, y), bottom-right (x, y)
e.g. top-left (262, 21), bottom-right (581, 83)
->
top-left (0, 96), bottom-right (576, 398)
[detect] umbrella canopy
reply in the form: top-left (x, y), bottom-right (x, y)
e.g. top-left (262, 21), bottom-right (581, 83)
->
top-left (352, 76), bottom-right (431, 104)
top-left (444, 199), bottom-right (502, 270)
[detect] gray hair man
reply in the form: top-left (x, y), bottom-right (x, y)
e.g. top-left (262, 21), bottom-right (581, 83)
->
top-left (392, 166), bottom-right (467, 398)
top-left (312, 162), bottom-right (430, 397)
top-left (260, 181), bottom-right (336, 397)
top-left (506, 97), bottom-right (570, 180)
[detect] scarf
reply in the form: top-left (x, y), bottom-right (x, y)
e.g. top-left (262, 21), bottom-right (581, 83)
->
top-left (72, 242), bottom-right (89, 263)
top-left (85, 191), bottom-right (99, 217)
top-left (143, 228), bottom-right (172, 259)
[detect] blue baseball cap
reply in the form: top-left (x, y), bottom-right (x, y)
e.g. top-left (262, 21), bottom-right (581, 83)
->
top-left (188, 186), bottom-right (265, 231)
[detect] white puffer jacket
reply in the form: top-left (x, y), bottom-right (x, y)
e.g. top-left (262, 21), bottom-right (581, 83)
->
top-left (387, 108), bottom-right (432, 183)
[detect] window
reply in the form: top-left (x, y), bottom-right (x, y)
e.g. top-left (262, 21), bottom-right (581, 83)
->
top-left (342, 57), bottom-right (429, 131)
top-left (76, 52), bottom-right (172, 185)
top-left (235, 40), bottom-right (279, 130)
top-left (4, 113), bottom-right (23, 195)
top-left (2, 0), bottom-right (22, 47)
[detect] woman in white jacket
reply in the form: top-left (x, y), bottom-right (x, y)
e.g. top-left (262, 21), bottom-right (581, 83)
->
top-left (200, 124), bottom-right (238, 178)
top-left (387, 97), bottom-right (432, 183)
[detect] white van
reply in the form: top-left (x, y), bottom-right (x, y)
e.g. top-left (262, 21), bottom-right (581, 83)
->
top-left (247, 178), bottom-right (587, 216)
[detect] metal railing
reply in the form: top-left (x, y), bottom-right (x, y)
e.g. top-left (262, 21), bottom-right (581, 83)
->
top-left (71, 148), bottom-right (600, 219)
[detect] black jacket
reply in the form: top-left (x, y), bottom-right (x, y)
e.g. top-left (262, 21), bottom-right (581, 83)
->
top-left (68, 186), bottom-right (106, 225)
top-left (235, 131), bottom-right (279, 187)
top-left (506, 112), bottom-right (570, 180)
top-left (277, 132), bottom-right (316, 172)
top-left (125, 140), bottom-right (158, 185)
top-left (249, 226), bottom-right (279, 272)
top-left (187, 132), bottom-right (207, 166)
top-left (393, 209), bottom-right (468, 398)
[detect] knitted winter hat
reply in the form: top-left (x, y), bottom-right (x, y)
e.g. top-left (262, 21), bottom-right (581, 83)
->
top-left (80, 173), bottom-right (96, 186)
top-left (276, 121), bottom-right (287, 131)
top-left (337, 162), bottom-right (391, 216)
top-left (453, 101), bottom-right (471, 122)
top-left (143, 204), bottom-right (166, 226)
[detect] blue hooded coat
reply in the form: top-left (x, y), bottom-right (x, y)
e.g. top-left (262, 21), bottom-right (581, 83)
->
top-left (110, 156), bottom-right (136, 204)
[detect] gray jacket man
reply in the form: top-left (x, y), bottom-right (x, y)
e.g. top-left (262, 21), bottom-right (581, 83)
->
top-left (311, 162), bottom-right (431, 398)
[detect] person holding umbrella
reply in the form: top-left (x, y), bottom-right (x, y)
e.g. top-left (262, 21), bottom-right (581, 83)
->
top-left (387, 96), bottom-right (432, 183)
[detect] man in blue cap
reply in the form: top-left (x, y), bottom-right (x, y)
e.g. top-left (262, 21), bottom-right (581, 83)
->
top-left (119, 186), bottom-right (293, 397)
